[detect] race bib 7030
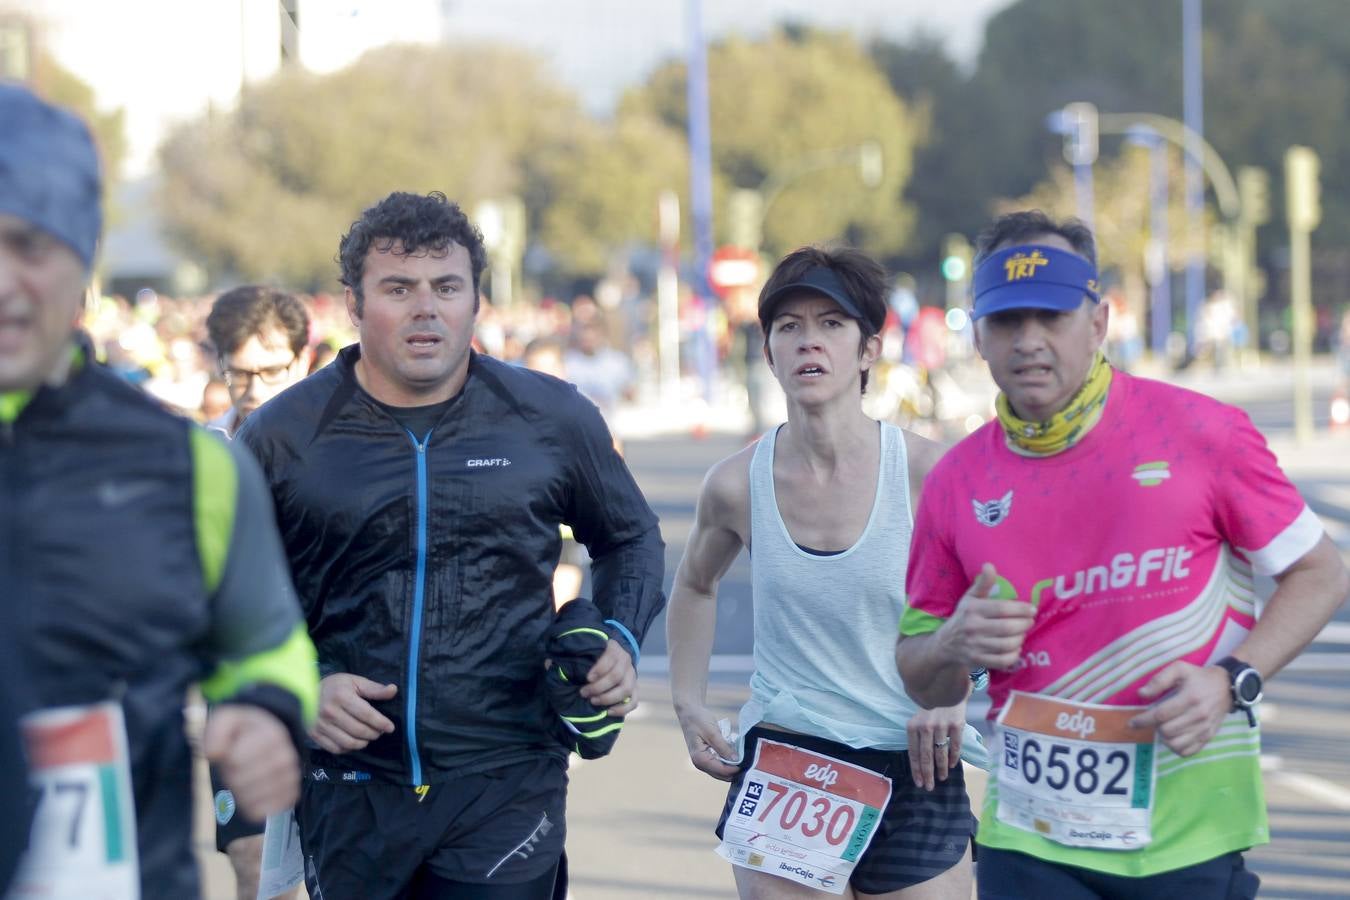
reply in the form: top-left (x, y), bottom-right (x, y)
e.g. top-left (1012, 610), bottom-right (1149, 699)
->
top-left (716, 738), bottom-right (892, 894)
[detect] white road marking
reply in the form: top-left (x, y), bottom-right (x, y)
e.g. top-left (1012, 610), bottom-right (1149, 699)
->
top-left (1272, 771), bottom-right (1350, 811)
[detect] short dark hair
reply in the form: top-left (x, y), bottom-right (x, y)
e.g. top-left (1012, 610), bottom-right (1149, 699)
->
top-left (757, 246), bottom-right (887, 393)
top-left (338, 191), bottom-right (488, 315)
top-left (206, 285), bottom-right (309, 360)
top-left (974, 210), bottom-right (1096, 268)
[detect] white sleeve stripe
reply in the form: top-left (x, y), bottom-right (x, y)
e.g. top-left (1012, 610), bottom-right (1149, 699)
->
top-left (1241, 505), bottom-right (1325, 576)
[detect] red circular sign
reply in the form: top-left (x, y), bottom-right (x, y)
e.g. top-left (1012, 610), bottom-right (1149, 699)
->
top-left (707, 246), bottom-right (760, 297)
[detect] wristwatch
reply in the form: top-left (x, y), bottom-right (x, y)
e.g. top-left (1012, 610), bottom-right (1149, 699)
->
top-left (968, 667), bottom-right (990, 692)
top-left (1215, 656), bottom-right (1263, 727)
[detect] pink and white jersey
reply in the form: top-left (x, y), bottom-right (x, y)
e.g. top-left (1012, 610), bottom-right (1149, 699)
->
top-left (900, 371), bottom-right (1324, 875)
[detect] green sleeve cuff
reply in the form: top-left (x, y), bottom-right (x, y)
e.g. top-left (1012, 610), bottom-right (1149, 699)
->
top-left (201, 623), bottom-right (320, 725)
top-left (0, 391), bottom-right (32, 424)
top-left (899, 605), bottom-right (947, 638)
top-left (190, 427), bottom-right (236, 594)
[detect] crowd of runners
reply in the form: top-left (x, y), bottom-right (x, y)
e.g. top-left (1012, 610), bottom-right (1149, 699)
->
top-left (3, 83), bottom-right (1348, 900)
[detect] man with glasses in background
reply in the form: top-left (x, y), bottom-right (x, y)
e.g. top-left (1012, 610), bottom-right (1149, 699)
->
top-left (202, 285), bottom-right (312, 899)
top-left (206, 285), bottom-right (312, 438)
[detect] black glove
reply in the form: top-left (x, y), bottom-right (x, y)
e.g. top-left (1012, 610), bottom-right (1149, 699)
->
top-left (544, 599), bottom-right (625, 759)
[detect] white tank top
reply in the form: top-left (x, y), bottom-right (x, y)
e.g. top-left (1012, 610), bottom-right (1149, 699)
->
top-left (736, 421), bottom-right (988, 768)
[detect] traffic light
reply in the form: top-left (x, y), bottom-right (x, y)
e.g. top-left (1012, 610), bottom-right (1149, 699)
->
top-left (1285, 146), bottom-right (1321, 231)
top-left (727, 189), bottom-right (764, 252)
top-left (941, 233), bottom-right (972, 309)
top-left (941, 234), bottom-right (971, 283)
top-left (1238, 167), bottom-right (1270, 227)
top-left (1062, 102), bottom-right (1099, 166)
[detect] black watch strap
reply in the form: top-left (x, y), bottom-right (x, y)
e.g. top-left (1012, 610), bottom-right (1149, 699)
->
top-left (1215, 655), bottom-right (1262, 727)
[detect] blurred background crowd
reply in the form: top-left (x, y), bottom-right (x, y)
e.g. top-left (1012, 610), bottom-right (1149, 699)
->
top-left (6, 0), bottom-right (1350, 438)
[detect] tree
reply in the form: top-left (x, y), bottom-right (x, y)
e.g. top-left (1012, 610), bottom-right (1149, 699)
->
top-left (159, 44), bottom-right (598, 289)
top-left (871, 31), bottom-right (999, 263)
top-left (873, 0), bottom-right (1350, 297)
top-left (623, 27), bottom-right (922, 260)
top-left (1207, 5), bottom-right (1350, 244)
top-left (32, 51), bottom-right (127, 187)
top-left (527, 111), bottom-right (689, 278)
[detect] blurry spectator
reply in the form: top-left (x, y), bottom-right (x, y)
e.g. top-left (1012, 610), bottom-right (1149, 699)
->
top-left (1105, 288), bottom-right (1143, 372)
top-left (1199, 289), bottom-right (1237, 370)
top-left (905, 305), bottom-right (948, 372)
top-left (565, 318), bottom-right (634, 421)
top-left (1336, 307), bottom-right (1350, 389)
top-left (200, 377), bottom-right (232, 424)
top-left (571, 293), bottom-right (600, 327)
top-left (522, 335), bottom-right (567, 380)
top-left (725, 282), bottom-right (770, 439)
top-left (309, 339), bottom-right (337, 374)
top-left (205, 285), bottom-right (311, 436)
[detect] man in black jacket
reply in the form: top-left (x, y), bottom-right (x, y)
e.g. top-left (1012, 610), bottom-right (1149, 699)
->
top-left (238, 191), bottom-right (666, 899)
top-left (0, 84), bottom-right (318, 898)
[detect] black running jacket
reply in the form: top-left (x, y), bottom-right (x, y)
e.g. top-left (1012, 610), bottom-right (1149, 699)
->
top-left (238, 346), bottom-right (666, 784)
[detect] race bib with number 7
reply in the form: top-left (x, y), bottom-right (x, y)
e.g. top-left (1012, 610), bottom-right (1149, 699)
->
top-left (995, 692), bottom-right (1157, 851)
top-left (716, 738), bottom-right (892, 895)
top-left (10, 701), bottom-right (140, 900)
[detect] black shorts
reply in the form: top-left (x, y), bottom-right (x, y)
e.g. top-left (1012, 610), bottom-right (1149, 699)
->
top-left (296, 756), bottom-right (567, 900)
top-left (715, 726), bottom-right (976, 894)
top-left (975, 847), bottom-right (1260, 900)
top-left (210, 763), bottom-right (266, 854)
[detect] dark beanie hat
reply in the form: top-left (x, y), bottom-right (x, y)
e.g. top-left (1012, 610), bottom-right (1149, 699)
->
top-left (0, 84), bottom-right (102, 267)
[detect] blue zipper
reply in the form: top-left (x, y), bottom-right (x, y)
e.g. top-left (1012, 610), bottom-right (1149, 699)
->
top-left (404, 429), bottom-right (431, 786)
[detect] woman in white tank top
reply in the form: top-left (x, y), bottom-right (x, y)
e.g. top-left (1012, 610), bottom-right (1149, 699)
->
top-left (667, 247), bottom-right (985, 900)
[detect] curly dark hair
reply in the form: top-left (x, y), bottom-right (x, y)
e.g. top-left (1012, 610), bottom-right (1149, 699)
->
top-left (338, 191), bottom-right (489, 315)
top-left (205, 285), bottom-right (309, 360)
top-left (973, 210), bottom-right (1096, 267)
top-left (757, 245), bottom-right (888, 394)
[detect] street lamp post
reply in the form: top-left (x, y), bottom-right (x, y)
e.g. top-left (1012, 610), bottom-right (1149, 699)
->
top-left (1149, 136), bottom-right (1172, 362)
top-left (1046, 103), bottom-right (1098, 232)
top-left (1128, 126), bottom-right (1173, 362)
top-left (684, 0), bottom-right (716, 404)
top-left (1060, 108), bottom-right (1258, 359)
top-left (1182, 0), bottom-right (1205, 356)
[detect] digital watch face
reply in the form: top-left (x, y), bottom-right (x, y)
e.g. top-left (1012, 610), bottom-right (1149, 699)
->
top-left (1235, 669), bottom-right (1263, 705)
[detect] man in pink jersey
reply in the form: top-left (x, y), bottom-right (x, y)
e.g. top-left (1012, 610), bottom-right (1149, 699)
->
top-left (896, 210), bottom-right (1349, 899)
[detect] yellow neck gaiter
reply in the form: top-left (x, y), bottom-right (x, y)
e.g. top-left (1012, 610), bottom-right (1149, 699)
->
top-left (996, 352), bottom-right (1112, 456)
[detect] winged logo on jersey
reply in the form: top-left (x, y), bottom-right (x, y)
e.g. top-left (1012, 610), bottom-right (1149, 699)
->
top-left (972, 491), bottom-right (1013, 527)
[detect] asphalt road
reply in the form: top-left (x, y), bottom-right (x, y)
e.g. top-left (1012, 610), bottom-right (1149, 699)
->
top-left (199, 378), bottom-right (1350, 899)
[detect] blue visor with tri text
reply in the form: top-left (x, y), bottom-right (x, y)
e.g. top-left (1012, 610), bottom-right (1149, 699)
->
top-left (971, 245), bottom-right (1100, 320)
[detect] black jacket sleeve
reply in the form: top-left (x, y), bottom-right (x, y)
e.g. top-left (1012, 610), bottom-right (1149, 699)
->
top-left (561, 396), bottom-right (666, 656)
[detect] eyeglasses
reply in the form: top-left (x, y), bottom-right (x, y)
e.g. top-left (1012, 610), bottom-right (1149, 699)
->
top-left (222, 358), bottom-right (296, 387)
